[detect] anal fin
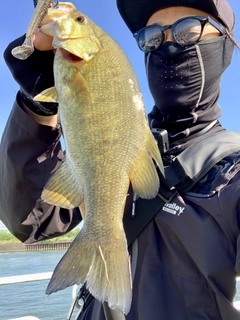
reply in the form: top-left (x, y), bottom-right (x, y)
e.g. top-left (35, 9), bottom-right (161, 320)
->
top-left (131, 131), bottom-right (162, 199)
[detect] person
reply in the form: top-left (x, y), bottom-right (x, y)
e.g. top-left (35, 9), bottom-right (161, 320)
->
top-left (0, 0), bottom-right (240, 319)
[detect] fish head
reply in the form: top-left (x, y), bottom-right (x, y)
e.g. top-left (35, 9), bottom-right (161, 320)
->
top-left (40, 2), bottom-right (101, 62)
top-left (41, 2), bottom-right (76, 24)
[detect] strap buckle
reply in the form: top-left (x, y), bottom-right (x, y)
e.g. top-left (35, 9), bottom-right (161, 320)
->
top-left (152, 129), bottom-right (169, 154)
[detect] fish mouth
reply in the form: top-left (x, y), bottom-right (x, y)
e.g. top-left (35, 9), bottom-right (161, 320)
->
top-left (60, 48), bottom-right (83, 62)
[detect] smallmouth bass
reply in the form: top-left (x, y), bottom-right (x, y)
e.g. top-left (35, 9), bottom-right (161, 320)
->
top-left (34, 2), bottom-right (163, 314)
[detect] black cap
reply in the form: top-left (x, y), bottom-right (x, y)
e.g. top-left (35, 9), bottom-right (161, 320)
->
top-left (117, 0), bottom-right (235, 33)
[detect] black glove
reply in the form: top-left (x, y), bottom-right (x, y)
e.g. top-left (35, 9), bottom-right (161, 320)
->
top-left (4, 35), bottom-right (58, 115)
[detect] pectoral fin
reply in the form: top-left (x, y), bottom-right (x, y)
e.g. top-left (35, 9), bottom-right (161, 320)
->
top-left (34, 87), bottom-right (58, 103)
top-left (42, 161), bottom-right (84, 209)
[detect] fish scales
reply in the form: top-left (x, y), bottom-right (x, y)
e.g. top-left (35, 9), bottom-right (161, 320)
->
top-left (33, 2), bottom-right (163, 315)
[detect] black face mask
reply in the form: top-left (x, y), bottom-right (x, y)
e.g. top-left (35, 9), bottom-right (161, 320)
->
top-left (146, 36), bottom-right (234, 143)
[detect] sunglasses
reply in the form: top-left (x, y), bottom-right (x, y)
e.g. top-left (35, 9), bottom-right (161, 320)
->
top-left (133, 16), bottom-right (225, 52)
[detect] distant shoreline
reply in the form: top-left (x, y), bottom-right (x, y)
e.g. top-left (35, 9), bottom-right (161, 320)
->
top-left (0, 242), bottom-right (71, 253)
top-left (0, 229), bottom-right (79, 252)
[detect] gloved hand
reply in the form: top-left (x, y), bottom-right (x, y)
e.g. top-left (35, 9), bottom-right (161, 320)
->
top-left (4, 34), bottom-right (58, 115)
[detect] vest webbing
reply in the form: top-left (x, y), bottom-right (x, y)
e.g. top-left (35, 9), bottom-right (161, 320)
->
top-left (124, 131), bottom-right (240, 246)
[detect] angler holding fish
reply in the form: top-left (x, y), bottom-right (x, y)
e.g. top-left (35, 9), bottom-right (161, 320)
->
top-left (1, 0), bottom-right (240, 320)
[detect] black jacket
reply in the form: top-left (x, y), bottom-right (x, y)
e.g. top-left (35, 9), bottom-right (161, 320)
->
top-left (1, 99), bottom-right (240, 319)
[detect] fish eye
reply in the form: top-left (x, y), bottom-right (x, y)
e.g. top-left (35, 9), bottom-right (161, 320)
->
top-left (76, 16), bottom-right (85, 23)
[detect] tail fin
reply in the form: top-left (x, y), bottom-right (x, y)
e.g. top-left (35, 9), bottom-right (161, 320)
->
top-left (46, 227), bottom-right (132, 314)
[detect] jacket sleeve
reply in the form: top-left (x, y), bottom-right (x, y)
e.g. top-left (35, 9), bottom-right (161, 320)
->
top-left (0, 93), bottom-right (82, 244)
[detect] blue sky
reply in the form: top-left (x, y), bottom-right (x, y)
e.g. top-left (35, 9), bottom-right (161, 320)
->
top-left (0, 0), bottom-right (239, 229)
